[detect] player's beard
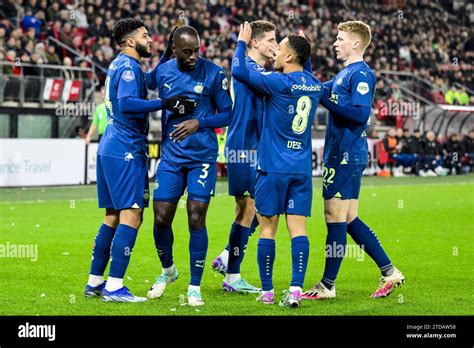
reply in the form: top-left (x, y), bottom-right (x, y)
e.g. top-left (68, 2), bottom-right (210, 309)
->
top-left (136, 42), bottom-right (151, 58)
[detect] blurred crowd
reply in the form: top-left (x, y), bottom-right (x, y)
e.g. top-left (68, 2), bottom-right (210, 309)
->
top-left (1, 0), bottom-right (472, 105)
top-left (377, 128), bottom-right (474, 176)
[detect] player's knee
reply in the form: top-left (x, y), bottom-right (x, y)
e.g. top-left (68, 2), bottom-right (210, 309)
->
top-left (103, 215), bottom-right (119, 229)
top-left (324, 207), bottom-right (345, 223)
top-left (188, 211), bottom-right (205, 231)
top-left (120, 209), bottom-right (143, 229)
top-left (154, 212), bottom-right (172, 229)
top-left (235, 197), bottom-right (255, 227)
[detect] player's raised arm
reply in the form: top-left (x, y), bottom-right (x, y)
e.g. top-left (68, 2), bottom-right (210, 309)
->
top-left (145, 27), bottom-right (178, 90)
top-left (231, 21), bottom-right (283, 96)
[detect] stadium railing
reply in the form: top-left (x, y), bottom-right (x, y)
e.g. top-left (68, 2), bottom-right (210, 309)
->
top-left (0, 61), bottom-right (98, 138)
top-left (380, 70), bottom-right (474, 135)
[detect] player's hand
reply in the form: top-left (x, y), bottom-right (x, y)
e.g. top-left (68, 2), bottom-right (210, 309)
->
top-left (162, 26), bottom-right (178, 60)
top-left (85, 136), bottom-right (91, 145)
top-left (170, 119), bottom-right (200, 142)
top-left (162, 95), bottom-right (197, 115)
top-left (238, 21), bottom-right (252, 44)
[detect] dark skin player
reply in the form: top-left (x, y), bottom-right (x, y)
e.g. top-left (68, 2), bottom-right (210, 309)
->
top-left (169, 31), bottom-right (202, 142)
top-left (154, 28), bottom-right (209, 241)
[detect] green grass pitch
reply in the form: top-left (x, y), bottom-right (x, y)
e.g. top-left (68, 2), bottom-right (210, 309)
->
top-left (0, 175), bottom-right (473, 316)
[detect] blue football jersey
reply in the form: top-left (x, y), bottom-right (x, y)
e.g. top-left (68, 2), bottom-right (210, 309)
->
top-left (152, 58), bottom-right (233, 164)
top-left (226, 56), bottom-right (266, 153)
top-left (323, 61), bottom-right (376, 165)
top-left (98, 53), bottom-right (149, 159)
top-left (233, 68), bottom-right (323, 175)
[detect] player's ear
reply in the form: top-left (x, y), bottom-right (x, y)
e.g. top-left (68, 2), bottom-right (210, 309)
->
top-left (352, 39), bottom-right (360, 50)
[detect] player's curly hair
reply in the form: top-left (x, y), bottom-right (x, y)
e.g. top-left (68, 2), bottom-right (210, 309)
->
top-left (248, 20), bottom-right (276, 48)
top-left (112, 18), bottom-right (146, 45)
top-left (337, 20), bottom-right (372, 50)
top-left (287, 35), bottom-right (311, 66)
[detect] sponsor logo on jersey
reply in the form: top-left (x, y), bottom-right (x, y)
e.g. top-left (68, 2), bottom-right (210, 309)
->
top-left (122, 70), bottom-right (135, 82)
top-left (301, 76), bottom-right (306, 83)
top-left (222, 77), bottom-right (229, 90)
top-left (124, 152), bottom-right (134, 161)
top-left (356, 82), bottom-right (369, 95)
top-left (194, 83), bottom-right (204, 94)
top-left (291, 84), bottom-right (322, 92)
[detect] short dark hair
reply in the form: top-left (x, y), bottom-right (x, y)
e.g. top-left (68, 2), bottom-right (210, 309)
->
top-left (286, 35), bottom-right (311, 66)
top-left (173, 26), bottom-right (199, 42)
top-left (249, 20), bottom-right (276, 47)
top-left (112, 18), bottom-right (146, 45)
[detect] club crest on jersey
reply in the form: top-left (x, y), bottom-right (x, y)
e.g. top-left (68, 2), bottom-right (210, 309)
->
top-left (254, 64), bottom-right (264, 72)
top-left (122, 70), bottom-right (135, 82)
top-left (356, 82), bottom-right (369, 95)
top-left (222, 77), bottom-right (229, 90)
top-left (301, 76), bottom-right (306, 83)
top-left (194, 82), bottom-right (204, 94)
top-left (336, 77), bottom-right (343, 85)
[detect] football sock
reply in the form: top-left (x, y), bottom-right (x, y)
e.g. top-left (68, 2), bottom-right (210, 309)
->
top-left (289, 286), bottom-right (302, 293)
top-left (89, 223), bottom-right (116, 278)
top-left (189, 226), bottom-right (208, 286)
top-left (290, 236), bottom-right (310, 288)
top-left (108, 224), bottom-right (138, 279)
top-left (248, 215), bottom-right (259, 237)
top-left (218, 248), bottom-right (229, 264)
top-left (163, 264), bottom-right (175, 275)
top-left (257, 238), bottom-right (275, 291)
top-left (223, 215), bottom-right (258, 250)
top-left (227, 222), bottom-right (251, 274)
top-left (347, 217), bottom-right (394, 276)
top-left (188, 284), bottom-right (200, 293)
top-left (322, 222), bottom-right (347, 290)
top-left (153, 225), bottom-right (174, 268)
top-left (225, 273), bottom-right (241, 284)
top-left (87, 275), bottom-right (104, 287)
top-left (105, 276), bottom-right (123, 292)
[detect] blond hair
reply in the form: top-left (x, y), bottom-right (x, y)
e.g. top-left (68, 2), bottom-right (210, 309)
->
top-left (338, 20), bottom-right (371, 50)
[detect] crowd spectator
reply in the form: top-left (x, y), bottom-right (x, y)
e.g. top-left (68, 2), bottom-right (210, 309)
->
top-left (0, 0), bottom-right (471, 98)
top-left (378, 127), bottom-right (473, 177)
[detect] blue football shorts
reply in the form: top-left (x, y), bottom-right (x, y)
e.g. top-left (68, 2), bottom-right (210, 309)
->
top-left (153, 159), bottom-right (217, 204)
top-left (96, 154), bottom-right (149, 210)
top-left (322, 163), bottom-right (366, 200)
top-left (255, 171), bottom-right (312, 217)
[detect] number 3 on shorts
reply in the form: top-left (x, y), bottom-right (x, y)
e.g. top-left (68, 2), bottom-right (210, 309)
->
top-left (200, 164), bottom-right (210, 179)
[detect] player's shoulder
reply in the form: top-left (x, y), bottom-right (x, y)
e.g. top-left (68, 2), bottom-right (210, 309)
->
top-left (200, 57), bottom-right (225, 73)
top-left (349, 61), bottom-right (376, 81)
top-left (303, 70), bottom-right (322, 85)
top-left (245, 57), bottom-right (265, 72)
top-left (155, 58), bottom-right (175, 74)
